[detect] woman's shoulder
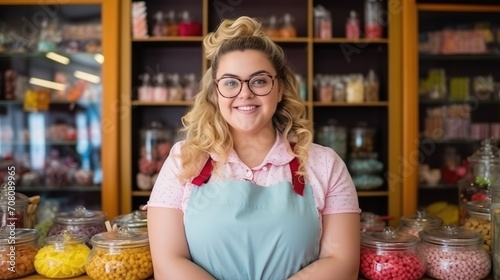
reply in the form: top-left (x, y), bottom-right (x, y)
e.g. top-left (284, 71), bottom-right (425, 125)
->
top-left (170, 140), bottom-right (186, 154)
top-left (307, 142), bottom-right (344, 163)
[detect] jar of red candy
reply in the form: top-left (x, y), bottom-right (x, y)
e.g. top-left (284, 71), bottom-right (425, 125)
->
top-left (0, 185), bottom-right (29, 228)
top-left (397, 209), bottom-right (443, 237)
top-left (418, 225), bottom-right (491, 280)
top-left (360, 227), bottom-right (426, 280)
top-left (48, 205), bottom-right (107, 245)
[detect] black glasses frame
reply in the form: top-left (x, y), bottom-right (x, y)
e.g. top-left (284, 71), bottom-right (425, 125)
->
top-left (214, 74), bottom-right (278, 98)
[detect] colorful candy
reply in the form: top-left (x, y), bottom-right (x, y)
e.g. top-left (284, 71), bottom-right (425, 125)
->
top-left (34, 232), bottom-right (90, 278)
top-left (360, 248), bottom-right (426, 280)
top-left (419, 243), bottom-right (491, 280)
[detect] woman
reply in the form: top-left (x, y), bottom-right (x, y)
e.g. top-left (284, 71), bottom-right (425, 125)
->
top-left (146, 16), bottom-right (361, 280)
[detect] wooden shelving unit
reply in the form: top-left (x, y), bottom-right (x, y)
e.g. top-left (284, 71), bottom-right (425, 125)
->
top-left (402, 1), bottom-right (500, 216)
top-left (120, 0), bottom-right (403, 226)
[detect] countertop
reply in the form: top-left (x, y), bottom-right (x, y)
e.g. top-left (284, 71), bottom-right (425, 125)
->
top-left (20, 274), bottom-right (496, 279)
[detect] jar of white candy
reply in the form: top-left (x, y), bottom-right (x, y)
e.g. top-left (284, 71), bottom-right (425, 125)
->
top-left (418, 225), bottom-right (491, 280)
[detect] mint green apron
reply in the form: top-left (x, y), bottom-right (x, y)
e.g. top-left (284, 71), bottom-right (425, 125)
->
top-left (184, 157), bottom-right (320, 280)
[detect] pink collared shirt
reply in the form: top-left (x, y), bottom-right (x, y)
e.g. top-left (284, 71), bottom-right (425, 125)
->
top-left (147, 133), bottom-right (360, 216)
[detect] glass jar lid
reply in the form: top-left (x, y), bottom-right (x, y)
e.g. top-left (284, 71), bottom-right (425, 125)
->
top-left (45, 230), bottom-right (87, 246)
top-left (0, 228), bottom-right (39, 245)
top-left (113, 209), bottom-right (147, 229)
top-left (360, 212), bottom-right (385, 231)
top-left (465, 200), bottom-right (491, 215)
top-left (141, 121), bottom-right (172, 140)
top-left (419, 225), bottom-right (483, 246)
top-left (0, 185), bottom-right (29, 207)
top-left (351, 122), bottom-right (375, 133)
top-left (361, 227), bottom-right (420, 250)
top-left (399, 210), bottom-right (443, 229)
top-left (55, 205), bottom-right (106, 225)
top-left (468, 139), bottom-right (500, 187)
top-left (90, 227), bottom-right (149, 248)
top-left (469, 139), bottom-right (500, 165)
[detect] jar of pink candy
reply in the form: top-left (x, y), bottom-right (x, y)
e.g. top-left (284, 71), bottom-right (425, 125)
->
top-left (397, 209), bottom-right (443, 237)
top-left (360, 227), bottom-right (426, 280)
top-left (418, 225), bottom-right (491, 280)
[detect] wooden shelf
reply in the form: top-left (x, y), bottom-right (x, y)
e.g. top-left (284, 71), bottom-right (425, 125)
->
top-left (357, 190), bottom-right (389, 197)
top-left (132, 36), bottom-right (204, 42)
top-left (313, 38), bottom-right (389, 44)
top-left (419, 183), bottom-right (458, 190)
top-left (313, 101), bottom-right (389, 107)
top-left (17, 186), bottom-right (101, 192)
top-left (132, 190), bottom-right (153, 197)
top-left (418, 138), bottom-right (485, 146)
top-left (1, 140), bottom-right (79, 145)
top-left (419, 53), bottom-right (500, 60)
top-left (0, 100), bottom-right (99, 105)
top-left (131, 100), bottom-right (194, 106)
top-left (419, 99), bottom-right (500, 105)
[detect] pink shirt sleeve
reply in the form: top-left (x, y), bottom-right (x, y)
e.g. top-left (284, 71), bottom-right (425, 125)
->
top-left (147, 141), bottom-right (185, 210)
top-left (306, 144), bottom-right (360, 215)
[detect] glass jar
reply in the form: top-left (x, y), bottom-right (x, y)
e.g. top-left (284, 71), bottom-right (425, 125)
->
top-left (397, 210), bottom-right (443, 237)
top-left (350, 124), bottom-right (376, 154)
top-left (112, 209), bottom-right (148, 232)
top-left (48, 205), bottom-right (107, 244)
top-left (0, 185), bottom-right (29, 228)
top-left (316, 120), bottom-right (347, 160)
top-left (419, 225), bottom-right (491, 280)
top-left (458, 139), bottom-right (499, 224)
top-left (360, 227), bottom-right (426, 280)
top-left (313, 5), bottom-right (332, 39)
top-left (364, 0), bottom-right (383, 39)
top-left (34, 231), bottom-right (90, 278)
top-left (0, 228), bottom-right (40, 279)
top-left (137, 121), bottom-right (173, 190)
top-left (85, 228), bottom-right (153, 280)
top-left (490, 183), bottom-right (500, 279)
top-left (463, 200), bottom-right (492, 254)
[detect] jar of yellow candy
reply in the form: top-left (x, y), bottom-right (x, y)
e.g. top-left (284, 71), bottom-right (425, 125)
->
top-left (34, 230), bottom-right (90, 278)
top-left (85, 227), bottom-right (153, 280)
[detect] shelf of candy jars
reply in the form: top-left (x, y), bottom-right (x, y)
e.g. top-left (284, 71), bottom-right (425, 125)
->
top-left (315, 118), bottom-right (387, 215)
top-left (416, 7), bottom-right (500, 205)
top-left (312, 0), bottom-right (388, 43)
top-left (0, 4), bottom-right (105, 211)
top-left (417, 139), bottom-right (500, 226)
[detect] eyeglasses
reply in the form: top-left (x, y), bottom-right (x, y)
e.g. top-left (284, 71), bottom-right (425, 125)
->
top-left (214, 74), bottom-right (278, 98)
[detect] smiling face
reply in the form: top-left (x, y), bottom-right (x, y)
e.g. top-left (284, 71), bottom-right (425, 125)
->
top-left (215, 49), bottom-right (283, 138)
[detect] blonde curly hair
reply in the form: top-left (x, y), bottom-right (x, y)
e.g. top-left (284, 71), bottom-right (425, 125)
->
top-left (178, 16), bottom-right (313, 181)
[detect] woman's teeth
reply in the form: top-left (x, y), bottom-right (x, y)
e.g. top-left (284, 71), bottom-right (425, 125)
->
top-left (237, 105), bottom-right (256, 111)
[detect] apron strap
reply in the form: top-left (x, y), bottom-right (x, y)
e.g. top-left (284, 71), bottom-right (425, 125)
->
top-left (191, 158), bottom-right (213, 186)
top-left (289, 144), bottom-right (305, 196)
top-left (191, 143), bottom-right (304, 195)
